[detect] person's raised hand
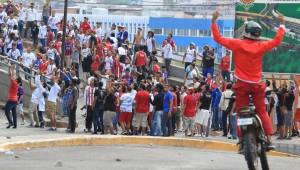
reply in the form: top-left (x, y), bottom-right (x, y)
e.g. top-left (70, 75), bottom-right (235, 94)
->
top-left (212, 11), bottom-right (221, 23)
top-left (277, 13), bottom-right (285, 25)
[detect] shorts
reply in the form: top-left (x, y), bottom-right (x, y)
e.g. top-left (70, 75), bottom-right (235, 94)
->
top-left (17, 103), bottom-right (23, 113)
top-left (183, 116), bottom-right (195, 130)
top-left (119, 112), bottom-right (132, 125)
top-left (175, 109), bottom-right (181, 124)
top-left (276, 106), bottom-right (284, 126)
top-left (46, 101), bottom-right (56, 119)
top-left (284, 110), bottom-right (293, 126)
top-left (133, 113), bottom-right (148, 128)
top-left (104, 111), bottom-right (116, 127)
top-left (195, 109), bottom-right (210, 126)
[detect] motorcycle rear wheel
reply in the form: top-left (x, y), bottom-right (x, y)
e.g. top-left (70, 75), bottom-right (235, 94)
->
top-left (244, 130), bottom-right (259, 170)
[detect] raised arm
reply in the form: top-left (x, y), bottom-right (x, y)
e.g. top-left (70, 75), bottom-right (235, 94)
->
top-left (211, 11), bottom-right (240, 51)
top-left (261, 14), bottom-right (286, 53)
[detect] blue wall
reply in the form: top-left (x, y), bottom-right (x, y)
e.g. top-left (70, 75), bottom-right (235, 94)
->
top-left (149, 17), bottom-right (235, 60)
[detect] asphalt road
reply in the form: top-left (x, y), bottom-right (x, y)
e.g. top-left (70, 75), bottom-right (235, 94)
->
top-left (0, 145), bottom-right (299, 170)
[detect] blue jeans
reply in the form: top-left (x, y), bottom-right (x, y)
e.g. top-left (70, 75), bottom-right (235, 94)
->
top-left (40, 38), bottom-right (46, 48)
top-left (93, 105), bottom-right (104, 133)
top-left (212, 107), bottom-right (221, 130)
top-left (61, 96), bottom-right (69, 117)
top-left (221, 70), bottom-right (231, 82)
top-left (51, 29), bottom-right (57, 37)
top-left (230, 115), bottom-right (237, 139)
top-left (5, 101), bottom-right (17, 127)
top-left (151, 110), bottom-right (163, 136)
top-left (18, 20), bottom-right (24, 37)
top-left (162, 112), bottom-right (173, 136)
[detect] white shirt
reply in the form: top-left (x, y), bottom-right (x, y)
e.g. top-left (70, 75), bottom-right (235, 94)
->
top-left (47, 48), bottom-right (57, 59)
top-left (118, 47), bottom-right (127, 56)
top-left (110, 37), bottom-right (118, 49)
top-left (31, 75), bottom-right (42, 104)
top-left (146, 37), bottom-right (154, 53)
top-left (46, 64), bottom-right (56, 79)
top-left (82, 48), bottom-right (91, 58)
top-left (0, 11), bottom-right (7, 24)
top-left (162, 43), bottom-right (173, 59)
top-left (26, 8), bottom-right (37, 21)
top-left (120, 93), bottom-right (134, 112)
top-left (105, 56), bottom-right (113, 70)
top-left (38, 25), bottom-right (47, 39)
top-left (96, 27), bottom-right (106, 39)
top-left (18, 8), bottom-right (27, 21)
top-left (48, 83), bottom-right (61, 103)
top-left (48, 16), bottom-right (59, 29)
top-left (7, 49), bottom-right (21, 61)
top-left (185, 48), bottom-right (196, 63)
top-left (82, 35), bottom-right (90, 45)
top-left (22, 52), bottom-right (36, 67)
top-left (6, 18), bottom-right (17, 29)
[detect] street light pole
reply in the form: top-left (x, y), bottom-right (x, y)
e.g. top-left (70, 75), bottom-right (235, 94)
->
top-left (61, 0), bottom-right (68, 70)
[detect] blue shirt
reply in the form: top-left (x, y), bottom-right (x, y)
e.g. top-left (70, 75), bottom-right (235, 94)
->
top-left (163, 91), bottom-right (173, 113)
top-left (211, 88), bottom-right (222, 108)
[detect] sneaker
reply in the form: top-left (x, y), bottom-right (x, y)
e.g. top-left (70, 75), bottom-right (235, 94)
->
top-left (286, 136), bottom-right (292, 140)
top-left (266, 142), bottom-right (276, 151)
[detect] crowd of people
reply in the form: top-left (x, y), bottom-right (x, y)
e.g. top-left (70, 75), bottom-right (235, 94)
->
top-left (2, 1), bottom-right (299, 142)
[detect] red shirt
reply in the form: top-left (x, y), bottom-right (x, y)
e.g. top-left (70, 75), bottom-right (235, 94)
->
top-left (46, 31), bottom-right (54, 47)
top-left (54, 40), bottom-right (62, 55)
top-left (153, 64), bottom-right (160, 73)
top-left (39, 60), bottom-right (48, 74)
top-left (91, 54), bottom-right (100, 72)
top-left (135, 51), bottom-right (146, 67)
top-left (80, 21), bottom-right (91, 34)
top-left (220, 55), bottom-right (230, 71)
top-left (212, 23), bottom-right (285, 83)
top-left (135, 90), bottom-right (149, 113)
top-left (183, 94), bottom-right (197, 117)
top-left (162, 39), bottom-right (175, 48)
top-left (8, 79), bottom-right (18, 102)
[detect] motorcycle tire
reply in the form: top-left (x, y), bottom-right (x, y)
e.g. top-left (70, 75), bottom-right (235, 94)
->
top-left (260, 145), bottom-right (269, 170)
top-left (244, 130), bottom-right (259, 170)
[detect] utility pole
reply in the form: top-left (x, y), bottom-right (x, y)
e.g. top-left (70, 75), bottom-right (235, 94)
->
top-left (61, 0), bottom-right (68, 70)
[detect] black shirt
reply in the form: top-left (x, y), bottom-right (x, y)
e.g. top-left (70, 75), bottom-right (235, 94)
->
top-left (153, 92), bottom-right (165, 111)
top-left (286, 92), bottom-right (295, 111)
top-left (104, 92), bottom-right (116, 111)
top-left (200, 91), bottom-right (212, 110)
top-left (94, 88), bottom-right (106, 106)
top-left (202, 51), bottom-right (214, 68)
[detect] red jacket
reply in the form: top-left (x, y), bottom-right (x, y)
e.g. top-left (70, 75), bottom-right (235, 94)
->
top-left (220, 55), bottom-right (230, 71)
top-left (211, 23), bottom-right (285, 83)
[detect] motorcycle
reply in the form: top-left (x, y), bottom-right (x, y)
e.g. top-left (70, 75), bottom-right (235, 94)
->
top-left (238, 107), bottom-right (270, 170)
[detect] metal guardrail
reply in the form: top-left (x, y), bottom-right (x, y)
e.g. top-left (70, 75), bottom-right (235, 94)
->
top-left (0, 55), bottom-right (52, 86)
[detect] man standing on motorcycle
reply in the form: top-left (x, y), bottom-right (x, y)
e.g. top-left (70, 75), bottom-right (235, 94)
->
top-left (211, 11), bottom-right (286, 150)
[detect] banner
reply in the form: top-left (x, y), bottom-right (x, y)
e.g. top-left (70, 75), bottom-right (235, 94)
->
top-left (234, 0), bottom-right (300, 73)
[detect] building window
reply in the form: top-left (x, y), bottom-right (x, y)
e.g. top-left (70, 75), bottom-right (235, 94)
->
top-left (223, 29), bottom-right (233, 37)
top-left (164, 28), bottom-right (176, 36)
top-left (190, 29), bottom-right (198, 37)
top-left (177, 29), bottom-right (189, 36)
top-left (152, 28), bottom-right (162, 35)
top-left (203, 30), bottom-right (211, 37)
